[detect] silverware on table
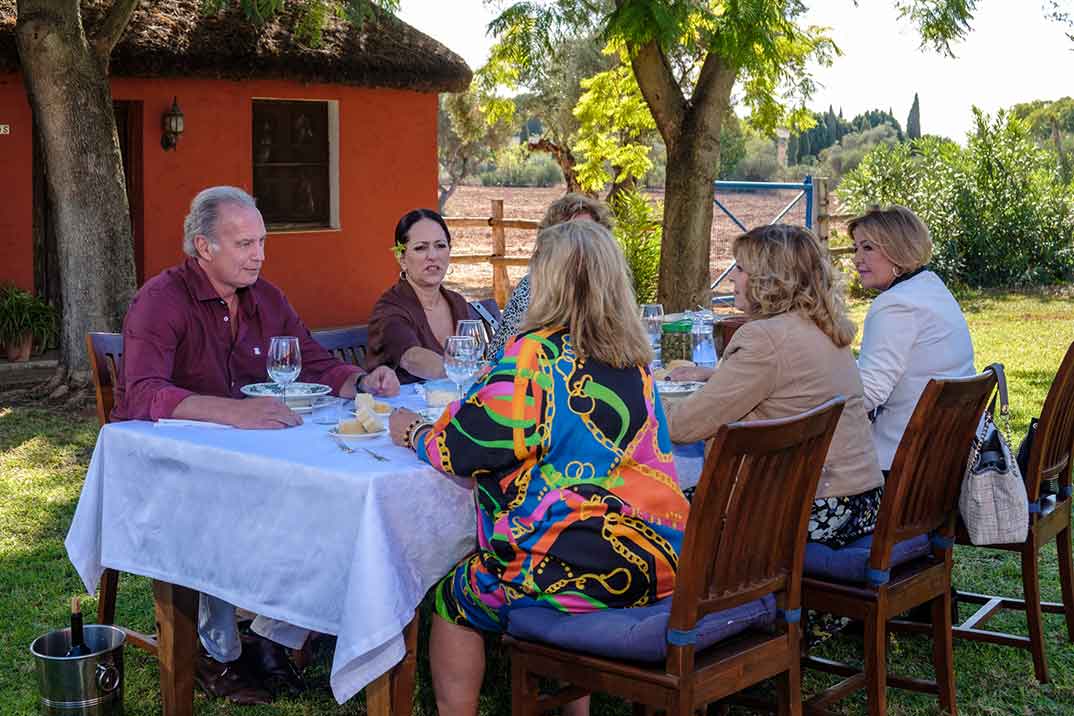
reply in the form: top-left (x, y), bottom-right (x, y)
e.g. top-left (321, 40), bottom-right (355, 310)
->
top-left (331, 437), bottom-right (355, 454)
top-left (362, 447), bottom-right (389, 462)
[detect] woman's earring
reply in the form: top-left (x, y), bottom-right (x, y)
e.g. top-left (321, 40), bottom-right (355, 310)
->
top-left (400, 269), bottom-right (408, 281)
top-left (891, 266), bottom-right (901, 278)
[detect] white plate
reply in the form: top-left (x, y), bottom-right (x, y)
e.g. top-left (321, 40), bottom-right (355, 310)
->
top-left (241, 382), bottom-right (332, 399)
top-left (328, 426), bottom-right (387, 441)
top-left (657, 381), bottom-right (706, 395)
top-left (418, 407), bottom-right (446, 423)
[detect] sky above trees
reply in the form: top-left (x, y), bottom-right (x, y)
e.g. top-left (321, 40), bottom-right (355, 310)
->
top-left (399, 0), bottom-right (1073, 144)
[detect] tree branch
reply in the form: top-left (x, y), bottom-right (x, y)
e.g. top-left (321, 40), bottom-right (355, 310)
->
top-left (690, 51), bottom-right (737, 135)
top-left (628, 39), bottom-right (685, 150)
top-left (90, 0), bottom-right (139, 67)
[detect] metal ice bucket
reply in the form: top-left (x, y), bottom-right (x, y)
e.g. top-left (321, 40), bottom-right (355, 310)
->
top-left (29, 624), bottom-right (125, 715)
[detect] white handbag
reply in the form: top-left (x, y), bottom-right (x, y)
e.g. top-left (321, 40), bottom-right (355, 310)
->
top-left (959, 364), bottom-right (1030, 546)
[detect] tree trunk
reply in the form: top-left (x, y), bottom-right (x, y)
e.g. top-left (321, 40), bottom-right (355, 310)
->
top-left (627, 35), bottom-right (736, 312)
top-left (659, 133), bottom-right (721, 311)
top-left (16, 0), bottom-right (137, 378)
top-left (528, 137), bottom-right (586, 195)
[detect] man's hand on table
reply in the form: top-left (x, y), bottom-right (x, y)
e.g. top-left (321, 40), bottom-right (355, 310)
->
top-left (359, 366), bottom-right (400, 397)
top-left (227, 397), bottom-right (303, 429)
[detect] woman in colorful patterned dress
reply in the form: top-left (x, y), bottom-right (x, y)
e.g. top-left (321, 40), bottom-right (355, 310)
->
top-left (390, 220), bottom-right (690, 716)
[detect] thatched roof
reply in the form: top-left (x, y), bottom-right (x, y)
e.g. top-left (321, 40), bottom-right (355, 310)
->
top-left (0, 0), bottom-right (471, 93)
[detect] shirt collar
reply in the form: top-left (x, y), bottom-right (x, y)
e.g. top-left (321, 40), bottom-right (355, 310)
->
top-left (182, 257), bottom-right (260, 317)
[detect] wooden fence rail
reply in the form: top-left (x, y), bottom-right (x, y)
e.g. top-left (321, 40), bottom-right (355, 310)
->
top-left (447, 184), bottom-right (847, 306)
top-left (445, 199), bottom-right (536, 307)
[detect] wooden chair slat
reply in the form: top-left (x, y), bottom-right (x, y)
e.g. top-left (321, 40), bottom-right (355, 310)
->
top-left (311, 325), bottom-right (369, 369)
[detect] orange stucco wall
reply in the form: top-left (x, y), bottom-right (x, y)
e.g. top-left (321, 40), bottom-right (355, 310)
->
top-left (0, 73), bottom-right (438, 327)
top-left (0, 73), bottom-right (35, 293)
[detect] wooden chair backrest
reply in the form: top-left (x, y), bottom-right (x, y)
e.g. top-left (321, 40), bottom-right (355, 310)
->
top-left (86, 332), bottom-right (124, 427)
top-left (1024, 341), bottom-right (1074, 501)
top-left (667, 397), bottom-right (845, 666)
top-left (870, 370), bottom-right (997, 568)
top-left (311, 325), bottom-right (369, 369)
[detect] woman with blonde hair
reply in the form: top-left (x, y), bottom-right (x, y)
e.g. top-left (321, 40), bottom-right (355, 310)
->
top-left (668, 224), bottom-right (884, 549)
top-left (485, 192), bottom-right (614, 359)
top-left (849, 205), bottom-right (974, 472)
top-left (389, 220), bottom-right (688, 716)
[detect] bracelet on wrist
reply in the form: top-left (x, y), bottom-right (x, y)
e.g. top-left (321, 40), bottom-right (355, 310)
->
top-left (405, 420), bottom-right (433, 451)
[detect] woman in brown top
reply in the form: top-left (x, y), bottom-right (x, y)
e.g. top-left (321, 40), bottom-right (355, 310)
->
top-left (667, 224), bottom-right (884, 549)
top-left (367, 209), bottom-right (477, 384)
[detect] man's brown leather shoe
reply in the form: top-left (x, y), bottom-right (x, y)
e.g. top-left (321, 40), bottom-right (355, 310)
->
top-left (241, 632), bottom-right (306, 697)
top-left (194, 652), bottom-right (273, 706)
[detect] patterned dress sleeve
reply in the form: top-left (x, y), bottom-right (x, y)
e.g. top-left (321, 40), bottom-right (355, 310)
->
top-left (486, 275), bottom-right (530, 361)
top-left (417, 329), bottom-right (549, 479)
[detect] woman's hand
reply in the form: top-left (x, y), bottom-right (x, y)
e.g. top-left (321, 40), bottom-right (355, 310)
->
top-left (669, 365), bottom-right (715, 382)
top-left (360, 366), bottom-right (401, 397)
top-left (390, 407), bottom-right (421, 447)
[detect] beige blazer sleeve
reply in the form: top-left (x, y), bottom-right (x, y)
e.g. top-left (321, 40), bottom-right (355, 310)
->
top-left (666, 321), bottom-right (779, 444)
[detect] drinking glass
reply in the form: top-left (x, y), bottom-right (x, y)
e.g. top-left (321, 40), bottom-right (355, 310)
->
top-left (456, 319), bottom-right (490, 367)
top-left (444, 335), bottom-right (478, 400)
top-left (640, 303), bottom-right (664, 367)
top-left (267, 336), bottom-right (301, 407)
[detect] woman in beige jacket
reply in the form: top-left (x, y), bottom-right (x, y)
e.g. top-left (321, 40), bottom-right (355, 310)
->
top-left (667, 224), bottom-right (884, 549)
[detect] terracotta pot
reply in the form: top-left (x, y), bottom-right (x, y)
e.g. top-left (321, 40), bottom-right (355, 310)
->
top-left (4, 331), bottom-right (33, 362)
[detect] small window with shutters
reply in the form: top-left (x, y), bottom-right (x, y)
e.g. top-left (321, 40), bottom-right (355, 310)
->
top-left (252, 99), bottom-right (339, 230)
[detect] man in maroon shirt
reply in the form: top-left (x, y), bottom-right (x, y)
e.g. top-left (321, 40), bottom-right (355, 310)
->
top-left (112, 186), bottom-right (399, 703)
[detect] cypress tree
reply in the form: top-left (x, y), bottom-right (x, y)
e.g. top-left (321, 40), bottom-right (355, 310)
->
top-left (907, 93), bottom-right (921, 139)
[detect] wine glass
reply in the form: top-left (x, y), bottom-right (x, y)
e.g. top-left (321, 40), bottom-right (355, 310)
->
top-left (444, 335), bottom-right (478, 400)
top-left (267, 336), bottom-right (302, 407)
top-left (456, 319), bottom-right (490, 364)
top-left (639, 303), bottom-right (664, 367)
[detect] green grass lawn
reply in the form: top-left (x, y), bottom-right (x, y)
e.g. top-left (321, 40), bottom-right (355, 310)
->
top-left (1, 290), bottom-right (1072, 715)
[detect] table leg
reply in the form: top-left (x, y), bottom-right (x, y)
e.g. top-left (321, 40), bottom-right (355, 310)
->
top-left (153, 580), bottom-right (198, 716)
top-left (366, 610), bottom-right (419, 716)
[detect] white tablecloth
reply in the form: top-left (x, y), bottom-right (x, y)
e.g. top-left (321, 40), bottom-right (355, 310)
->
top-left (65, 385), bottom-right (476, 703)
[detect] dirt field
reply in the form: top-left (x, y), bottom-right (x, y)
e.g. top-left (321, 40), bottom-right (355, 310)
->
top-left (441, 184), bottom-right (810, 301)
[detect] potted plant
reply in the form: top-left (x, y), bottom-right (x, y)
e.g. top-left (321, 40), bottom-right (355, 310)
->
top-left (0, 285), bottom-right (57, 362)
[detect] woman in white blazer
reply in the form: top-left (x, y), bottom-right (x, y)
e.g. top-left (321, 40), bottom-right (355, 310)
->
top-left (850, 206), bottom-right (975, 472)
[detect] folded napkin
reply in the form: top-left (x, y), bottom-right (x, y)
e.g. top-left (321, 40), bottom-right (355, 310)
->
top-left (155, 419), bottom-right (232, 429)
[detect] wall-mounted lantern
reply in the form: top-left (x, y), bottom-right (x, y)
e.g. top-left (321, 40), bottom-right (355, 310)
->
top-left (161, 97), bottom-right (184, 151)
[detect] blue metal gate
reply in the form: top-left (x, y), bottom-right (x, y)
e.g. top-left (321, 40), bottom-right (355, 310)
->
top-left (710, 175), bottom-right (814, 295)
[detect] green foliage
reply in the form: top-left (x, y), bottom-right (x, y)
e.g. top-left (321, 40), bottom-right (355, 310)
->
top-left (573, 48), bottom-right (658, 193)
top-left (838, 109), bottom-right (1074, 287)
top-left (609, 189), bottom-right (663, 303)
top-left (479, 145), bottom-right (564, 187)
top-left (439, 90), bottom-right (516, 208)
top-left (849, 108), bottom-right (904, 137)
top-left (0, 285), bottom-right (57, 349)
top-left (818, 124), bottom-right (903, 184)
top-left (907, 92), bottom-right (922, 139)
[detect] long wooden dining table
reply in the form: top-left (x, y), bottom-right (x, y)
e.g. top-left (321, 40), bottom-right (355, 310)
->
top-left (65, 385), bottom-right (477, 714)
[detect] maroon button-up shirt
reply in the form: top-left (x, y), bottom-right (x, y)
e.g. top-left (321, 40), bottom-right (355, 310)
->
top-left (112, 258), bottom-right (362, 421)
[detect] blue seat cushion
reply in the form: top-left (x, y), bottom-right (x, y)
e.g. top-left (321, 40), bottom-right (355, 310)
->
top-left (506, 594), bottom-right (777, 663)
top-left (804, 533), bottom-right (932, 584)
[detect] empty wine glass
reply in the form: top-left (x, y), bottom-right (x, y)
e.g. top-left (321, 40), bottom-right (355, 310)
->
top-left (444, 335), bottom-right (478, 400)
top-left (267, 336), bottom-right (301, 407)
top-left (456, 319), bottom-right (490, 365)
top-left (640, 303), bottom-right (664, 367)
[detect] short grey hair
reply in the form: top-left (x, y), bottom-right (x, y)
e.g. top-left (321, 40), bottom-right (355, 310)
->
top-left (182, 186), bottom-right (258, 257)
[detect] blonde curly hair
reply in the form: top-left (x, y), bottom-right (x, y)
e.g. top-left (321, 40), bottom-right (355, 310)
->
top-left (732, 224), bottom-right (856, 348)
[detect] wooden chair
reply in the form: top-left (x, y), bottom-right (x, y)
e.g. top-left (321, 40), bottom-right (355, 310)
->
top-left (506, 397), bottom-right (847, 716)
top-left (715, 315), bottom-right (749, 355)
top-left (949, 342), bottom-right (1074, 682)
top-left (312, 325), bottom-right (369, 368)
top-left (85, 332), bottom-right (158, 655)
top-left (86, 332), bottom-right (123, 427)
top-left (802, 370), bottom-right (997, 716)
